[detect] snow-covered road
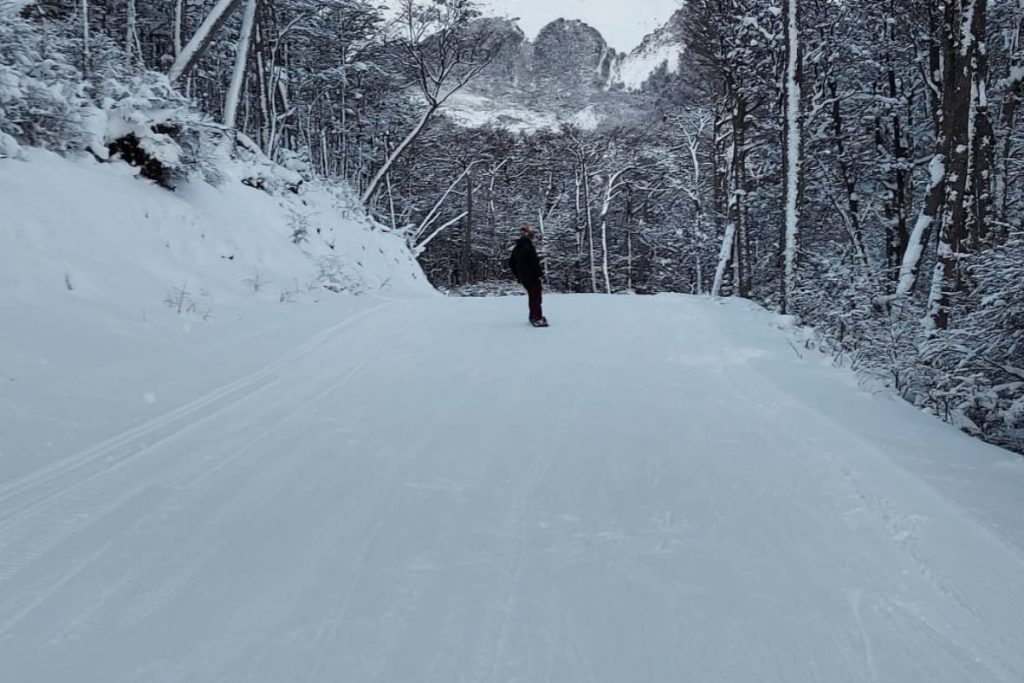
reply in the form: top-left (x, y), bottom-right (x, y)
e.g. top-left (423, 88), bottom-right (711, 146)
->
top-left (3, 294), bottom-right (1024, 682)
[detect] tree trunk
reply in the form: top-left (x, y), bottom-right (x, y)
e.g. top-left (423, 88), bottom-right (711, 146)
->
top-left (582, 161), bottom-right (597, 293)
top-left (174, 0), bottom-right (186, 56)
top-left (732, 98), bottom-right (749, 297)
top-left (169, 0), bottom-right (247, 84)
top-left (882, 10), bottom-right (910, 282)
top-left (125, 0), bottom-right (142, 63)
top-left (386, 171), bottom-right (398, 231)
top-left (573, 169), bottom-right (584, 291)
top-left (224, 0), bottom-right (259, 128)
top-left (713, 98), bottom-right (745, 299)
top-left (970, 45), bottom-right (995, 249)
top-left (461, 169), bottom-right (474, 284)
top-left (997, 2), bottom-right (1024, 226)
top-left (598, 177), bottom-right (614, 295)
top-left (255, 20), bottom-right (272, 149)
top-left (627, 230), bottom-right (634, 292)
top-left (929, 0), bottom-right (987, 330)
top-left (712, 222), bottom-right (737, 298)
top-left (781, 0), bottom-right (804, 314)
top-left (711, 103), bottom-right (726, 223)
top-left (828, 80), bottom-right (868, 268)
top-left (81, 0), bottom-right (90, 75)
top-left (898, 1), bottom-right (951, 298)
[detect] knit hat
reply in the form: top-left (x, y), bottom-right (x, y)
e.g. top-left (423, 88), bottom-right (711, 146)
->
top-left (521, 225), bottom-right (537, 237)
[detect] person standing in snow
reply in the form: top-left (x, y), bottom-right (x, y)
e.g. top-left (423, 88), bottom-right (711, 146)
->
top-left (508, 225), bottom-right (548, 327)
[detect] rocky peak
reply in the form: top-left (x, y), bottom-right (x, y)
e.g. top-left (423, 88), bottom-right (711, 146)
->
top-left (444, 13), bottom-right (685, 133)
top-left (532, 19), bottom-right (618, 90)
top-left (609, 9), bottom-right (687, 91)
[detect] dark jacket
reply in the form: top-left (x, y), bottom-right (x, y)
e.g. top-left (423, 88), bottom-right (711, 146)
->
top-left (508, 237), bottom-right (543, 287)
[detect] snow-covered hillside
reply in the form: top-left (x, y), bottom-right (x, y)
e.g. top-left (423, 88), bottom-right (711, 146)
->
top-left (2, 294), bottom-right (1023, 682)
top-left (442, 91), bottom-right (602, 133)
top-left (610, 41), bottom-right (683, 90)
top-left (1, 150), bottom-right (429, 313)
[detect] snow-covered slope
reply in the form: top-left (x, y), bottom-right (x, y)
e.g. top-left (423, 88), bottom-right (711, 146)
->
top-left (443, 91), bottom-right (602, 133)
top-left (609, 10), bottom-right (685, 91)
top-left (2, 294), bottom-right (1023, 682)
top-left (0, 149), bottom-right (431, 479)
top-left (611, 41), bottom-right (683, 90)
top-left (0, 150), bottom-right (429, 314)
top-left (442, 91), bottom-right (560, 133)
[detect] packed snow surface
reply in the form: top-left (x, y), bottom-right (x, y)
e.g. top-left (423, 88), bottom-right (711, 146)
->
top-left (2, 292), bottom-right (1024, 682)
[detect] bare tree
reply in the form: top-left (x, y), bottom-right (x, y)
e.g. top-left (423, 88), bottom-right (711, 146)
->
top-left (360, 0), bottom-right (501, 206)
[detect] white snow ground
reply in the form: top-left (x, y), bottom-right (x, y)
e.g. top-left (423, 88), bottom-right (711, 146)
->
top-left (2, 292), bottom-right (1024, 682)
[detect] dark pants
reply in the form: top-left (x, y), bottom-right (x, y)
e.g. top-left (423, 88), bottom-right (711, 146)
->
top-left (525, 282), bottom-right (544, 321)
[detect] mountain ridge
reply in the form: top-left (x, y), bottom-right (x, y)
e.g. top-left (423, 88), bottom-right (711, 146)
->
top-left (442, 13), bottom-right (685, 132)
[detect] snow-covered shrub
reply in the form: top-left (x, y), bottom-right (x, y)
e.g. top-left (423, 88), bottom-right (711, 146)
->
top-left (0, 10), bottom-right (222, 187)
top-left (789, 236), bottom-right (1024, 453)
top-left (277, 147), bottom-right (313, 179)
top-left (316, 256), bottom-right (367, 294)
top-left (790, 249), bottom-right (924, 394)
top-left (163, 282), bottom-right (212, 319)
top-left (234, 132), bottom-right (304, 195)
top-left (916, 234), bottom-right (1024, 450)
top-left (0, 14), bottom-right (87, 151)
top-left (93, 71), bottom-right (221, 188)
top-left (289, 211), bottom-right (311, 245)
top-left (0, 129), bottom-right (21, 158)
top-left (443, 281), bottom-right (524, 297)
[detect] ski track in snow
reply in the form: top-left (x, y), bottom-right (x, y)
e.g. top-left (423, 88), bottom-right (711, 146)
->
top-left (2, 294), bottom-right (1024, 682)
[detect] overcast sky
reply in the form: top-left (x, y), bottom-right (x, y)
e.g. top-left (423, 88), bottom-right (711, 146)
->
top-left (479, 0), bottom-right (682, 51)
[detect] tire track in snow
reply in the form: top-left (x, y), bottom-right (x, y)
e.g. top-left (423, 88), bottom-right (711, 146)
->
top-left (848, 588), bottom-right (879, 682)
top-left (173, 358), bottom-right (368, 495)
top-left (458, 438), bottom-right (551, 683)
top-left (0, 301), bottom-right (392, 526)
top-left (0, 329), bottom-right (386, 640)
top-left (487, 449), bottom-right (550, 683)
top-left (302, 518), bottom-right (387, 683)
top-left (118, 544), bottom-right (219, 628)
top-left (0, 542), bottom-right (113, 640)
top-left (0, 302), bottom-right (390, 630)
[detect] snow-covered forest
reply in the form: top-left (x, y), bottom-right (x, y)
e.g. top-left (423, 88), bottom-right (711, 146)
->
top-left (6, 0), bottom-right (1019, 452)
